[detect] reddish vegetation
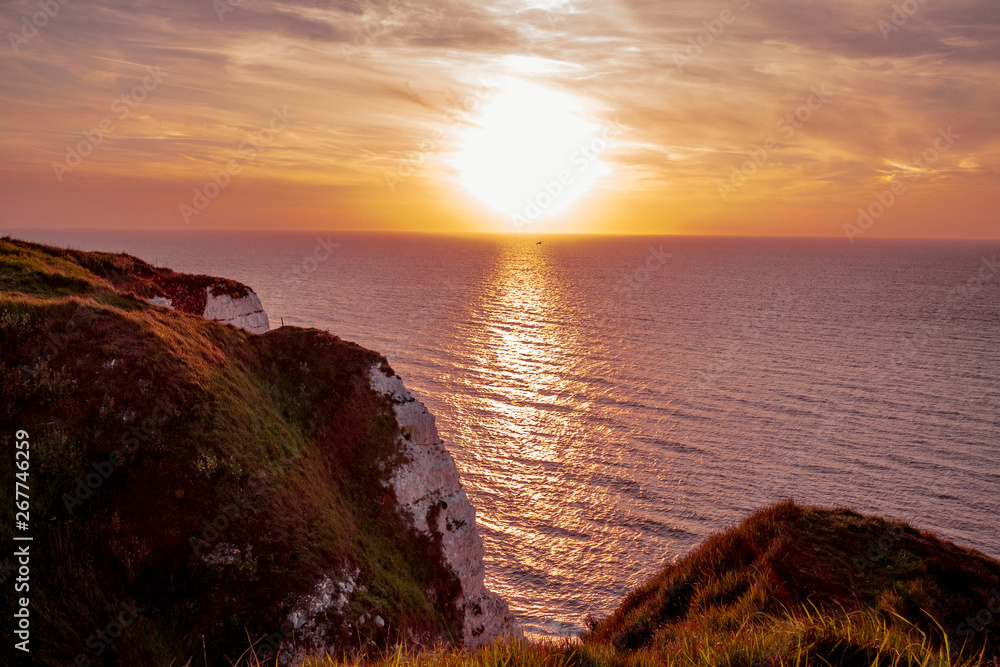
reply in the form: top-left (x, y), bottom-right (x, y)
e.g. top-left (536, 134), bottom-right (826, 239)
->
top-left (586, 501), bottom-right (1000, 660)
top-left (96, 256), bottom-right (251, 315)
top-left (1, 237), bottom-right (463, 665)
top-left (149, 271), bottom-right (211, 314)
top-left (25, 240), bottom-right (255, 315)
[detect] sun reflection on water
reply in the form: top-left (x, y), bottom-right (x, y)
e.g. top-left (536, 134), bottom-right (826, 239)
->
top-left (444, 241), bottom-right (666, 636)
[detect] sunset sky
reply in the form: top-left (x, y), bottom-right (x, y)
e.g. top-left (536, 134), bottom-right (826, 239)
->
top-left (1, 0), bottom-right (998, 237)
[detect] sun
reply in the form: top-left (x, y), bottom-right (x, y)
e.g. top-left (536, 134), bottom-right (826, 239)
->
top-left (451, 80), bottom-right (614, 231)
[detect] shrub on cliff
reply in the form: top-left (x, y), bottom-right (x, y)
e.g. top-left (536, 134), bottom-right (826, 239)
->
top-left (296, 502), bottom-right (1000, 666)
top-left (582, 500), bottom-right (1000, 665)
top-left (0, 237), bottom-right (462, 665)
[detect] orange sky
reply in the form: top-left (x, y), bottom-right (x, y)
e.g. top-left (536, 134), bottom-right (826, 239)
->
top-left (1, 0), bottom-right (998, 238)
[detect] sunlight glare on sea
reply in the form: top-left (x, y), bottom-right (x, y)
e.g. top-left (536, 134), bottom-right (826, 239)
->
top-left (13, 228), bottom-right (1000, 639)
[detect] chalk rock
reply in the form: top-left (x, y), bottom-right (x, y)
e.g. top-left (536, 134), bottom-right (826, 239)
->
top-left (368, 364), bottom-right (519, 647)
top-left (281, 568), bottom-right (359, 665)
top-left (202, 287), bottom-right (270, 334)
top-left (147, 295), bottom-right (173, 309)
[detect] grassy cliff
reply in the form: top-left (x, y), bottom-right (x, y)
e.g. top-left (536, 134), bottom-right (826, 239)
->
top-left (303, 502), bottom-right (1000, 667)
top-left (3, 237), bottom-right (999, 666)
top-left (580, 501), bottom-right (1000, 666)
top-left (1, 237), bottom-right (463, 665)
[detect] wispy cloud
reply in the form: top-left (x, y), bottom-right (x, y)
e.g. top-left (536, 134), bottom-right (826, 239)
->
top-left (1, 0), bottom-right (998, 235)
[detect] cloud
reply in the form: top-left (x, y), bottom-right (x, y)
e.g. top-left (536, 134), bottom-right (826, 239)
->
top-left (0, 0), bottom-right (997, 235)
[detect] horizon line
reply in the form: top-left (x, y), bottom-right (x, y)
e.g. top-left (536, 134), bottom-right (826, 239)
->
top-left (5, 227), bottom-right (1000, 243)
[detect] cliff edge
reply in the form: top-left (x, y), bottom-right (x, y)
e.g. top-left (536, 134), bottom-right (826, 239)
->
top-left (368, 366), bottom-right (516, 646)
top-left (0, 237), bottom-right (515, 666)
top-left (584, 501), bottom-right (1000, 664)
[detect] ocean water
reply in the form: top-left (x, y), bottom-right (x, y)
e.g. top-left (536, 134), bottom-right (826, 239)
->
top-left (10, 229), bottom-right (1000, 638)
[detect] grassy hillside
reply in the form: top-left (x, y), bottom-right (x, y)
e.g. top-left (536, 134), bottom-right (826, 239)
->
top-left (579, 501), bottom-right (1000, 666)
top-left (0, 237), bottom-right (463, 665)
top-left (585, 501), bottom-right (1000, 654)
top-left (4, 236), bottom-right (999, 666)
top-left (295, 502), bottom-right (1000, 667)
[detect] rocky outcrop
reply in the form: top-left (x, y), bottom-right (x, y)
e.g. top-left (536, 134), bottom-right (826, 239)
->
top-left (281, 568), bottom-right (361, 666)
top-left (201, 288), bottom-right (270, 334)
top-left (148, 295), bottom-right (173, 309)
top-left (0, 236), bottom-right (511, 665)
top-left (146, 284), bottom-right (269, 334)
top-left (368, 364), bottom-right (519, 647)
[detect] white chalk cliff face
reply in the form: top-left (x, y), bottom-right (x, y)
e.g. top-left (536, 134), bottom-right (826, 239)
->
top-left (201, 287), bottom-right (270, 334)
top-left (147, 295), bottom-right (173, 309)
top-left (145, 287), bottom-right (270, 334)
top-left (368, 364), bottom-right (519, 647)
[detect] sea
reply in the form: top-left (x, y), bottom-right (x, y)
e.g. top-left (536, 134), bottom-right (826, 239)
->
top-left (8, 228), bottom-right (1000, 638)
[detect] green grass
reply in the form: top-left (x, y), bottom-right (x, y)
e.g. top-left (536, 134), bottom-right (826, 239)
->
top-left (282, 503), bottom-right (1000, 667)
top-left (4, 237), bottom-right (1000, 667)
top-left (583, 502), bottom-right (1000, 659)
top-left (1, 238), bottom-right (462, 665)
top-left (290, 614), bottom-right (997, 667)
